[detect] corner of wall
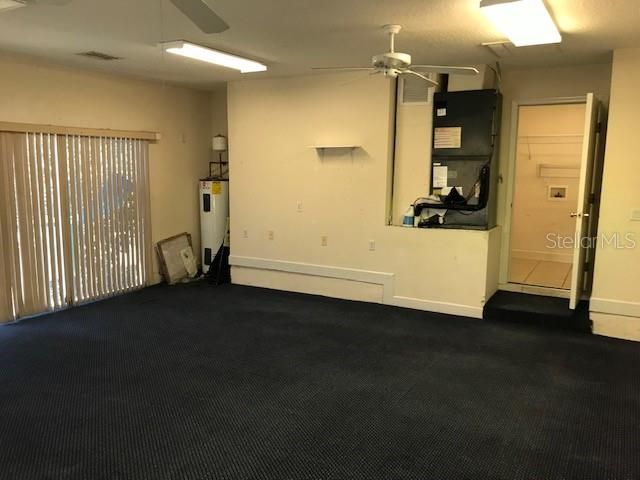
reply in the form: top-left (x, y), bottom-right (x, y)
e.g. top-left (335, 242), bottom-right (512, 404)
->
top-left (211, 83), bottom-right (229, 138)
top-left (591, 311), bottom-right (640, 342)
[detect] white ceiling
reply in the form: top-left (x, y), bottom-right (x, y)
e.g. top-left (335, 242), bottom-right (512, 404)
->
top-left (0, 0), bottom-right (636, 89)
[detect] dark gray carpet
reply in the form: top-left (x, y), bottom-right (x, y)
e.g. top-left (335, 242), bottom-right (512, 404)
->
top-left (0, 282), bottom-right (638, 480)
top-left (484, 291), bottom-right (592, 332)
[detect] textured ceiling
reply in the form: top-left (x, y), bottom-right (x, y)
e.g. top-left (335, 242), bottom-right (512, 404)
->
top-left (0, 0), bottom-right (635, 89)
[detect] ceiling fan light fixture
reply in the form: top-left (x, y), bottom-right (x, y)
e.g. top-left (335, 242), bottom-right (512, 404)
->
top-left (0, 0), bottom-right (26, 12)
top-left (161, 41), bottom-right (267, 73)
top-left (480, 0), bottom-right (561, 47)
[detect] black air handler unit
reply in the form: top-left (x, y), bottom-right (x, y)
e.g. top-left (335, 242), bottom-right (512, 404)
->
top-left (426, 89), bottom-right (502, 230)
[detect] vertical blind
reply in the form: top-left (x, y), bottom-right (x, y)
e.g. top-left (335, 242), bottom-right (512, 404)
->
top-left (0, 133), bottom-right (67, 319)
top-left (0, 132), bottom-right (150, 323)
top-left (65, 135), bottom-right (149, 303)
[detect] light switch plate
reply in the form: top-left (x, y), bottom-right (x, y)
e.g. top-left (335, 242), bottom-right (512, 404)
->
top-left (632, 210), bottom-right (640, 222)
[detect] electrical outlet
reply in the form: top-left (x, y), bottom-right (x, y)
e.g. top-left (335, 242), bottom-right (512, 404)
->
top-left (369, 240), bottom-right (376, 251)
top-left (268, 230), bottom-right (274, 241)
top-left (321, 236), bottom-right (328, 247)
top-left (243, 230), bottom-right (248, 239)
top-left (632, 210), bottom-right (640, 222)
top-left (297, 201), bottom-right (303, 213)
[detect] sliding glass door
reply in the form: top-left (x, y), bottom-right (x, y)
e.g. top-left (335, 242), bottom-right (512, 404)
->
top-left (65, 135), bottom-right (149, 304)
top-left (0, 131), bottom-right (150, 323)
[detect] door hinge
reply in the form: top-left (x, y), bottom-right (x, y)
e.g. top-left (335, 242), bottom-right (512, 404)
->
top-left (589, 193), bottom-right (596, 205)
top-left (596, 122), bottom-right (602, 133)
top-left (584, 261), bottom-right (591, 273)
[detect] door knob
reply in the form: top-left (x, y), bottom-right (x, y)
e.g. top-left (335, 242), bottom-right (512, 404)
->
top-left (570, 212), bottom-right (580, 218)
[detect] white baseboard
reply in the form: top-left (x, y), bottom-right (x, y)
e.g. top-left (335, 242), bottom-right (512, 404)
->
top-left (590, 297), bottom-right (640, 318)
top-left (231, 266), bottom-right (385, 304)
top-left (591, 312), bottom-right (640, 342)
top-left (229, 255), bottom-right (483, 319)
top-left (389, 296), bottom-right (483, 319)
top-left (230, 255), bottom-right (394, 299)
top-left (590, 298), bottom-right (640, 342)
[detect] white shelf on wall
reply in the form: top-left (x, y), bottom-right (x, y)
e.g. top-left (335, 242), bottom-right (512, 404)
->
top-left (311, 145), bottom-right (360, 152)
top-left (538, 164), bottom-right (580, 179)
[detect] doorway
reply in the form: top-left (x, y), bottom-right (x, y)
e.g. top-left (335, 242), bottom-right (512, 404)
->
top-left (509, 102), bottom-right (586, 290)
top-left (500, 95), bottom-right (601, 307)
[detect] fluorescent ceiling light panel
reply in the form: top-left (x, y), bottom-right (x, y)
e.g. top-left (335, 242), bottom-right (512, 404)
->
top-left (0, 0), bottom-right (26, 12)
top-left (162, 41), bottom-right (267, 73)
top-left (480, 0), bottom-right (561, 47)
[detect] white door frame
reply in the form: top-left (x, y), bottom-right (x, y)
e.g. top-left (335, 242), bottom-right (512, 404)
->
top-left (498, 96), bottom-right (588, 297)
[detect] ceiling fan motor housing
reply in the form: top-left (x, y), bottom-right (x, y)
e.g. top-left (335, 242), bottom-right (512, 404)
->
top-left (373, 52), bottom-right (411, 70)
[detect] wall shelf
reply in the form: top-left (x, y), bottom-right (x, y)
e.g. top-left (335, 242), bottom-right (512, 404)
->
top-left (311, 145), bottom-right (360, 152)
top-left (538, 164), bottom-right (580, 179)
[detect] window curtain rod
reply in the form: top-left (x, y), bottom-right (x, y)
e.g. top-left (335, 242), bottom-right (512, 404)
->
top-left (0, 121), bottom-right (160, 142)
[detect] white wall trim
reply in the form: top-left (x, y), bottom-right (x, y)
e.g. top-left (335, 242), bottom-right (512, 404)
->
top-left (590, 297), bottom-right (640, 318)
top-left (389, 296), bottom-right (483, 319)
top-left (230, 255), bottom-right (483, 319)
top-left (230, 255), bottom-right (394, 300)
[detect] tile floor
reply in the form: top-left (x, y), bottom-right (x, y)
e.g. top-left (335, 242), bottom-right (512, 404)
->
top-left (509, 258), bottom-right (573, 290)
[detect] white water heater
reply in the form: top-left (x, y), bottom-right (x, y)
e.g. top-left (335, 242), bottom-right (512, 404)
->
top-left (200, 179), bottom-right (229, 270)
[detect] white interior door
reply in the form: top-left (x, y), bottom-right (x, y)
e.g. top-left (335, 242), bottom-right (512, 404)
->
top-left (569, 93), bottom-right (600, 309)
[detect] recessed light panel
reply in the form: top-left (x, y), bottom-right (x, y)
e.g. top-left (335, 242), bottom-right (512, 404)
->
top-left (480, 0), bottom-right (562, 47)
top-left (162, 41), bottom-right (267, 73)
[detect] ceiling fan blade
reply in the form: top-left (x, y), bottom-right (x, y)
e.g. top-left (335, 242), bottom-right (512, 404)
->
top-left (312, 67), bottom-right (375, 71)
top-left (170, 0), bottom-right (229, 34)
top-left (400, 70), bottom-right (439, 87)
top-left (411, 65), bottom-right (479, 76)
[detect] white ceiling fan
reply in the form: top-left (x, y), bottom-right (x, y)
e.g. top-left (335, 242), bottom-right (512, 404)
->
top-left (313, 25), bottom-right (479, 86)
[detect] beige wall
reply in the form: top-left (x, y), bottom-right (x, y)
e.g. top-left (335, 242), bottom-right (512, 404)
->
top-left (211, 85), bottom-right (228, 138)
top-left (591, 48), bottom-right (640, 340)
top-left (0, 54), bottom-right (213, 283)
top-left (392, 96), bottom-right (432, 224)
top-left (510, 104), bottom-right (585, 263)
top-left (208, 85), bottom-right (228, 178)
top-left (227, 72), bottom-right (498, 318)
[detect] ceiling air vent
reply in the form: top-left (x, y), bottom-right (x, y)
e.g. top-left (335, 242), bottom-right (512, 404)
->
top-left (401, 75), bottom-right (433, 105)
top-left (77, 51), bottom-right (122, 61)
